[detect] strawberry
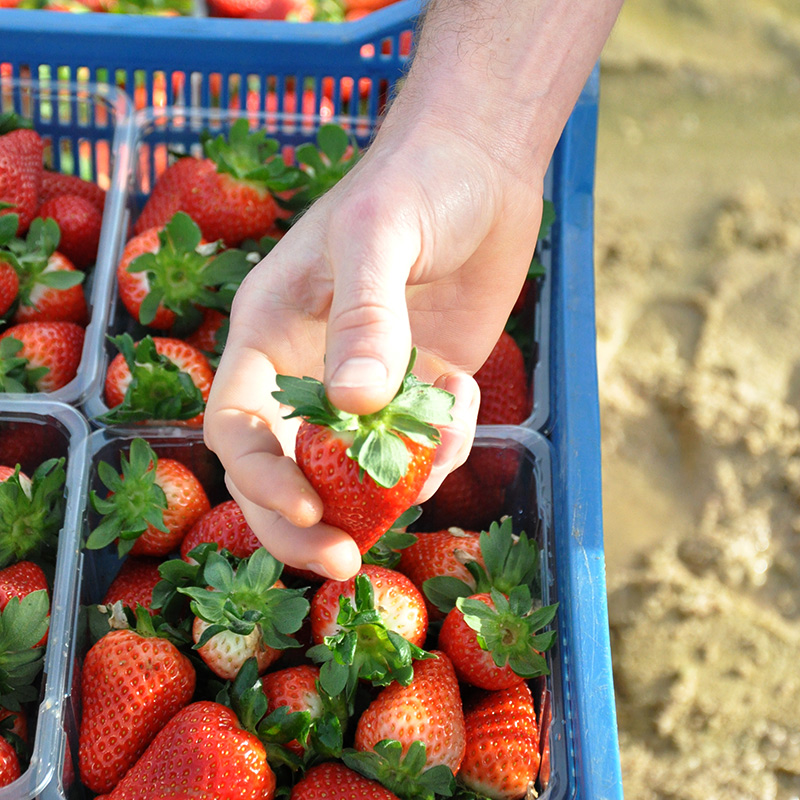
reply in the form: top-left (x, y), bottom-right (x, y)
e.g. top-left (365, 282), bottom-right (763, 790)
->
top-left (95, 701), bottom-right (276, 800)
top-left (87, 437), bottom-right (210, 558)
top-left (0, 420), bottom-right (62, 474)
top-left (179, 499), bottom-right (260, 562)
top-left (273, 350), bottom-right (453, 554)
top-left (458, 682), bottom-right (540, 800)
top-left (353, 652), bottom-right (466, 774)
top-left (438, 588), bottom-right (557, 691)
top-left (101, 333), bottom-right (213, 426)
top-left (291, 762), bottom-right (401, 800)
top-left (0, 258), bottom-right (18, 318)
top-left (0, 458), bottom-right (66, 568)
top-left (179, 547), bottom-right (308, 681)
top-left (117, 213), bottom-right (251, 331)
top-left (309, 565), bottom-right (430, 693)
top-left (0, 117), bottom-right (44, 236)
top-left (133, 156), bottom-right (209, 235)
top-left (35, 194), bottom-right (102, 268)
top-left (101, 557), bottom-right (164, 612)
top-left (396, 527), bottom-right (483, 620)
top-left (38, 169), bottom-right (105, 212)
top-left (0, 560), bottom-right (49, 646)
top-left (78, 621), bottom-right (196, 794)
top-left (206, 0), bottom-right (314, 19)
top-left (0, 706), bottom-right (27, 744)
top-left (0, 215), bottom-right (86, 325)
top-left (0, 736), bottom-right (20, 788)
top-left (135, 120), bottom-right (301, 247)
top-left (185, 307), bottom-right (228, 363)
top-left (260, 664), bottom-right (323, 756)
top-left (0, 320), bottom-right (84, 392)
top-left (0, 584), bottom-right (49, 711)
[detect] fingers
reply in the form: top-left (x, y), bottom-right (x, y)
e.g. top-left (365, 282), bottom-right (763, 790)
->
top-left (226, 479), bottom-right (362, 581)
top-left (416, 371), bottom-right (480, 503)
top-left (322, 192), bottom-right (417, 415)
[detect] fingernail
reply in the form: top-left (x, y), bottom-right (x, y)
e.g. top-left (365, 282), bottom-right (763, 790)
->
top-left (329, 357), bottom-right (389, 390)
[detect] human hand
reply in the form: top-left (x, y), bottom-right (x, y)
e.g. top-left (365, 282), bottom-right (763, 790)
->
top-left (203, 106), bottom-right (546, 581)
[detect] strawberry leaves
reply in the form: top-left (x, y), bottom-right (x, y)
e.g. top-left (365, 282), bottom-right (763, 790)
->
top-left (99, 333), bottom-right (205, 424)
top-left (87, 438), bottom-right (168, 556)
top-left (0, 458), bottom-right (66, 568)
top-left (0, 590), bottom-right (49, 710)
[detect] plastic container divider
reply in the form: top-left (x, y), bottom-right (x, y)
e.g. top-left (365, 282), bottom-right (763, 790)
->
top-left (0, 400), bottom-right (89, 800)
top-left (0, 79), bottom-right (134, 408)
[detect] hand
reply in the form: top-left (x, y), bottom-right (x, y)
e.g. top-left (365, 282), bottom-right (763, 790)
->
top-left (204, 112), bottom-right (544, 580)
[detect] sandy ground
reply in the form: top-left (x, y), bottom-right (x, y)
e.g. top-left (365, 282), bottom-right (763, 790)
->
top-left (594, 1), bottom-right (800, 797)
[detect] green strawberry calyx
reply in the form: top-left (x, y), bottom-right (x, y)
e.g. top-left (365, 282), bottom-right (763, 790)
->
top-left (0, 590), bottom-right (49, 710)
top-left (86, 437), bottom-right (169, 557)
top-left (178, 547), bottom-right (309, 652)
top-left (456, 586), bottom-right (558, 679)
top-left (273, 348), bottom-right (454, 488)
top-left (0, 458), bottom-right (66, 569)
top-left (343, 740), bottom-right (456, 800)
top-left (361, 506), bottom-right (421, 569)
top-left (201, 118), bottom-right (305, 194)
top-left (127, 211), bottom-right (253, 329)
top-left (98, 333), bottom-right (205, 424)
top-left (307, 573), bottom-right (435, 702)
top-left (422, 517), bottom-right (543, 615)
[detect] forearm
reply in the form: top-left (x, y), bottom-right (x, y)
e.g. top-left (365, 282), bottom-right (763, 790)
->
top-left (388, 0), bottom-right (623, 182)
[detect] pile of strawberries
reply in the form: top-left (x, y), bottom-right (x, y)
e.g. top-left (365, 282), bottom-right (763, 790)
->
top-left (73, 435), bottom-right (556, 799)
top-left (0, 114), bottom-right (106, 395)
top-left (0, 447), bottom-right (69, 787)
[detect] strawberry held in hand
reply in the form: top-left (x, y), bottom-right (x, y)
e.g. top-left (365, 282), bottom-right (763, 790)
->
top-left (273, 350), bottom-right (454, 554)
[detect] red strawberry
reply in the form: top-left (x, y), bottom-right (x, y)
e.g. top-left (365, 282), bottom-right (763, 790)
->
top-left (438, 588), bottom-right (557, 691)
top-left (185, 307), bottom-right (228, 358)
top-left (133, 156), bottom-right (210, 236)
top-left (95, 701), bottom-right (276, 800)
top-left (117, 213), bottom-right (249, 332)
top-left (35, 194), bottom-right (102, 268)
top-left (0, 216), bottom-right (87, 325)
top-left (0, 707), bottom-right (28, 744)
top-left (458, 682), bottom-right (540, 800)
top-left (78, 627), bottom-right (196, 794)
top-left (0, 259), bottom-right (18, 317)
top-left (87, 437), bottom-right (210, 558)
top-left (291, 762), bottom-right (401, 800)
top-left (397, 527), bottom-right (483, 620)
top-left (0, 458), bottom-right (66, 567)
top-left (0, 420), bottom-right (62, 474)
top-left (0, 560), bottom-right (49, 646)
top-left (0, 320), bottom-right (85, 392)
top-left (180, 548), bottom-right (308, 681)
top-left (12, 251), bottom-right (87, 326)
top-left (0, 737), bottom-right (20, 788)
top-left (0, 123), bottom-right (44, 236)
top-left (354, 651), bottom-right (466, 773)
top-left (261, 664), bottom-right (322, 755)
top-left (273, 350), bottom-right (453, 554)
top-left (39, 169), bottom-right (106, 212)
top-left (474, 331), bottom-right (528, 426)
top-left (101, 557), bottom-right (163, 612)
top-left (207, 0), bottom-right (313, 20)
top-left (102, 333), bottom-right (214, 426)
top-left (179, 499), bottom-right (260, 562)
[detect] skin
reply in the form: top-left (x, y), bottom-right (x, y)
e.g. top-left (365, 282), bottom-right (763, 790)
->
top-left (204, 0), bottom-right (625, 580)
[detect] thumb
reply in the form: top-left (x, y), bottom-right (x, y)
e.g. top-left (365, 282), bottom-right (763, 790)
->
top-left (323, 212), bottom-right (417, 415)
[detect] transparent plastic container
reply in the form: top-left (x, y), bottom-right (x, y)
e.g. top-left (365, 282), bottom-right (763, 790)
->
top-left (0, 79), bottom-right (134, 408)
top-left (53, 425), bottom-right (568, 798)
top-left (0, 399), bottom-right (89, 800)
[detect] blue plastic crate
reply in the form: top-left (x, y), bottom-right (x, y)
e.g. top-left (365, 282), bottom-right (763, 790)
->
top-left (0, 5), bottom-right (621, 798)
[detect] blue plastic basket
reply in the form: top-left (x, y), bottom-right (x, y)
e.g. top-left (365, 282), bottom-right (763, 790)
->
top-left (0, 5), bottom-right (621, 798)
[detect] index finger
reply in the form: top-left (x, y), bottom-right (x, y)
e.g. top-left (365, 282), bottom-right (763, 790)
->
top-left (204, 342), bottom-right (324, 528)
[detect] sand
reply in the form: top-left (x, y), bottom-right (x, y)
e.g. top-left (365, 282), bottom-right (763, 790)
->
top-left (594, 1), bottom-right (800, 797)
